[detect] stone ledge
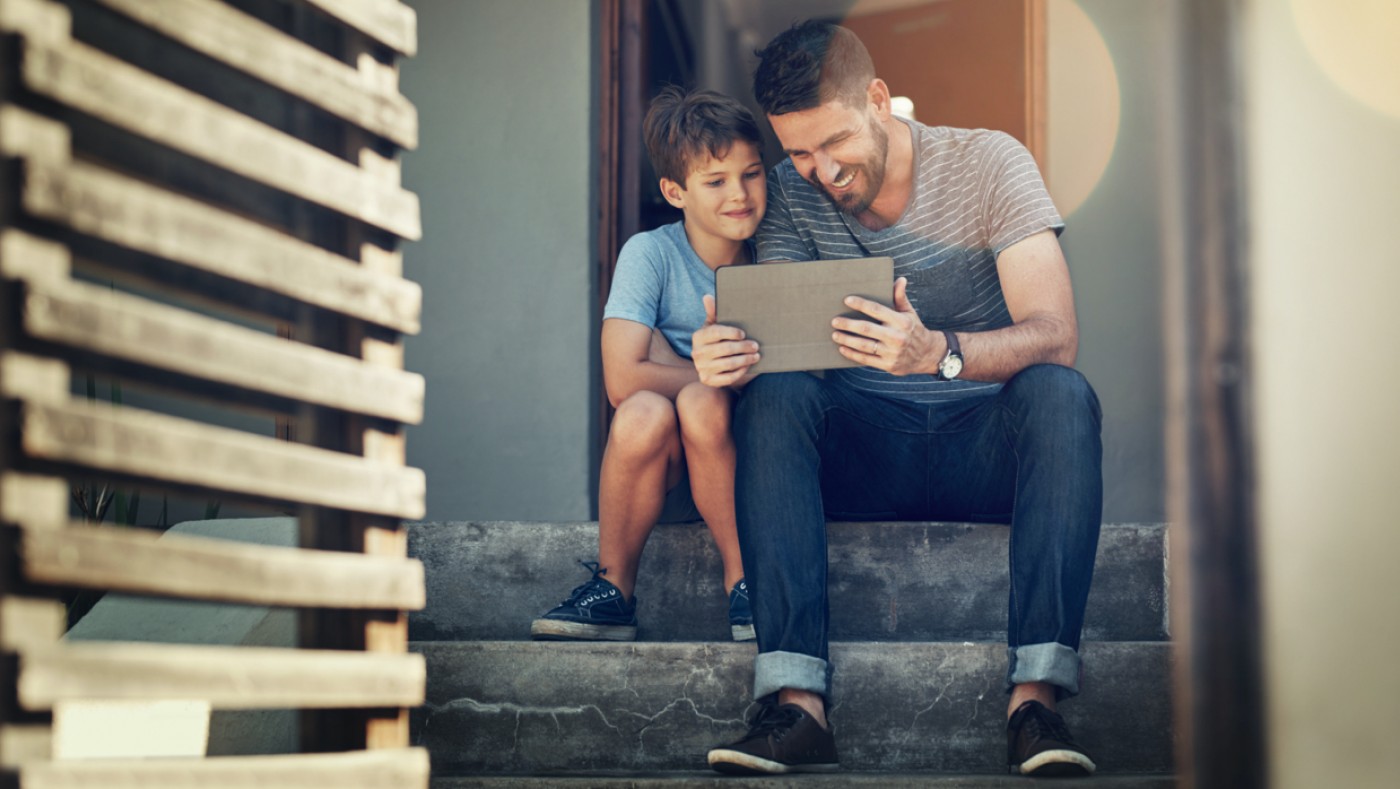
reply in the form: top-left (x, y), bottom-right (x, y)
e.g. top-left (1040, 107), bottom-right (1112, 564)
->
top-left (414, 640), bottom-right (1173, 775)
top-left (409, 521), bottom-right (1169, 643)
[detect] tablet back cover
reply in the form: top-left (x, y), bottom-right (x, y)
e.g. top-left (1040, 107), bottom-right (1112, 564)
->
top-left (716, 257), bottom-right (894, 374)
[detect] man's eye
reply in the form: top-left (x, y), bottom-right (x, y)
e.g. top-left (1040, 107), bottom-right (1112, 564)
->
top-left (745, 171), bottom-right (763, 180)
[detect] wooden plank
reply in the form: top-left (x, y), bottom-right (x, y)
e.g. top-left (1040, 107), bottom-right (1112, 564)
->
top-left (0, 351), bottom-right (66, 405)
top-left (93, 0), bottom-right (417, 148)
top-left (20, 747), bottom-right (429, 789)
top-left (17, 158), bottom-right (421, 333)
top-left (0, 724), bottom-right (52, 768)
top-left (20, 523), bottom-right (425, 610)
top-left (0, 229), bottom-right (69, 285)
top-left (17, 642), bottom-right (424, 709)
top-left (0, 598), bottom-right (64, 652)
top-left (0, 473), bottom-right (67, 530)
top-left (10, 396), bottom-right (426, 519)
top-left (303, 0), bottom-right (417, 57)
top-left (13, 32), bottom-right (422, 239)
top-left (13, 274), bottom-right (424, 424)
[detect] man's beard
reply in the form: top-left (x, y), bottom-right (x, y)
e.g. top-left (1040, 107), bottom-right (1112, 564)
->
top-left (807, 119), bottom-right (889, 216)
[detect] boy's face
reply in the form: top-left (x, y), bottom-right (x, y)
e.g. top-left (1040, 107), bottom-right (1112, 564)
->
top-left (661, 139), bottom-right (766, 245)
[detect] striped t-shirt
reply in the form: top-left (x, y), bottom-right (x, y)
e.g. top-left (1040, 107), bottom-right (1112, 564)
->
top-left (756, 120), bottom-right (1064, 403)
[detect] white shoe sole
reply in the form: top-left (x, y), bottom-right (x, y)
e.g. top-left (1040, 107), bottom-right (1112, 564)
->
top-left (731, 623), bottom-right (755, 641)
top-left (529, 619), bottom-right (636, 641)
top-left (1018, 748), bottom-right (1097, 776)
top-left (707, 748), bottom-right (839, 775)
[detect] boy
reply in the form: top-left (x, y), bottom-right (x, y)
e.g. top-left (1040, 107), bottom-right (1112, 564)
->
top-left (530, 86), bottom-right (766, 642)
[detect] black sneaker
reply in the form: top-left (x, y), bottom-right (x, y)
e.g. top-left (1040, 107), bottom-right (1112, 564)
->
top-left (728, 578), bottom-right (755, 642)
top-left (529, 562), bottom-right (638, 641)
top-left (1007, 700), bottom-right (1096, 776)
top-left (707, 702), bottom-right (839, 775)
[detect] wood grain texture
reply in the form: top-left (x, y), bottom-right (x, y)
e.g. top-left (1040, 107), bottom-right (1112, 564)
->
top-left (20, 158), bottom-right (421, 333)
top-left (16, 397), bottom-right (426, 519)
top-left (93, 0), bottom-right (417, 148)
top-left (17, 32), bottom-right (421, 238)
top-left (303, 0), bottom-right (417, 57)
top-left (16, 275), bottom-right (424, 423)
top-left (20, 523), bottom-right (425, 609)
top-left (18, 642), bottom-right (424, 709)
top-left (19, 746), bottom-right (429, 788)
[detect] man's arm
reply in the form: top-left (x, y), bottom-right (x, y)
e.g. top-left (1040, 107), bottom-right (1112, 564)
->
top-left (601, 318), bottom-right (699, 408)
top-left (830, 229), bottom-right (1078, 381)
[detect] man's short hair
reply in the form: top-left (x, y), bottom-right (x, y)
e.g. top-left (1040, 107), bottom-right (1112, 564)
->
top-left (642, 86), bottom-right (763, 186)
top-left (753, 20), bottom-right (876, 117)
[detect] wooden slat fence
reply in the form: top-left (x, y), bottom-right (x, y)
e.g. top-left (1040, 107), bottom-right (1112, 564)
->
top-left (0, 0), bottom-right (428, 785)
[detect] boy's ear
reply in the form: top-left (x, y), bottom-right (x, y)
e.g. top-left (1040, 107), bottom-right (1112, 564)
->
top-left (659, 177), bottom-right (686, 210)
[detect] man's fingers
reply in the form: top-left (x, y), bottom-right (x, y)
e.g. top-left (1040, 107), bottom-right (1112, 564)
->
top-left (843, 294), bottom-right (902, 324)
top-left (893, 277), bottom-right (914, 313)
top-left (831, 315), bottom-right (898, 343)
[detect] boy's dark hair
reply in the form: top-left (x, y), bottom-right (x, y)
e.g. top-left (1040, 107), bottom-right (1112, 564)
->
top-left (753, 20), bottom-right (875, 117)
top-left (642, 86), bottom-right (763, 186)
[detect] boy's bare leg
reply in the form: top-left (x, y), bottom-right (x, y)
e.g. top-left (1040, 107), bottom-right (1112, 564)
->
top-left (675, 382), bottom-right (744, 593)
top-left (597, 390), bottom-right (685, 599)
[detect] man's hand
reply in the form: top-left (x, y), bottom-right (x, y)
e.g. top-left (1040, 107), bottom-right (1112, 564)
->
top-left (830, 277), bottom-right (944, 376)
top-left (691, 294), bottom-right (760, 388)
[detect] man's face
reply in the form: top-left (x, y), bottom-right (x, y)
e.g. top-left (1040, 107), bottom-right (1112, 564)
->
top-left (768, 99), bottom-right (889, 216)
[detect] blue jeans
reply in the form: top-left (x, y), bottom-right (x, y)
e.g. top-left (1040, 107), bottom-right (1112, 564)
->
top-left (733, 364), bottom-right (1103, 702)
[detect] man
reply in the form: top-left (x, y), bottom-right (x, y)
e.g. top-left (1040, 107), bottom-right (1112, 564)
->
top-left (693, 21), bottom-right (1103, 777)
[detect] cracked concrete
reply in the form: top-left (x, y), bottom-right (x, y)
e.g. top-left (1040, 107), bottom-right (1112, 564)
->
top-left (409, 521), bottom-right (1169, 644)
top-left (413, 641), bottom-right (1173, 776)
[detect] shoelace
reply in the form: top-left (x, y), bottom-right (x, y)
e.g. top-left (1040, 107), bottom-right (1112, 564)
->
top-left (743, 704), bottom-right (803, 742)
top-left (557, 561), bottom-right (611, 605)
top-left (1020, 704), bottom-right (1076, 746)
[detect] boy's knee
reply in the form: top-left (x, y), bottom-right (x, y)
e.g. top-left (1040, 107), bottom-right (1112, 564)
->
top-left (609, 391), bottom-right (678, 454)
top-left (676, 383), bottom-right (731, 441)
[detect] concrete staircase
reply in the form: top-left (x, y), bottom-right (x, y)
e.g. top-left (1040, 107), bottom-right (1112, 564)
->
top-left (409, 521), bottom-right (1175, 786)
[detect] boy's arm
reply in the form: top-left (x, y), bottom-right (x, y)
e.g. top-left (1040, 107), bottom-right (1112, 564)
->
top-left (602, 318), bottom-right (700, 408)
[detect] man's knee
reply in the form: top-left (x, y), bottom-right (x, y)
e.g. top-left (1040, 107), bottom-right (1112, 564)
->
top-left (734, 372), bottom-right (826, 434)
top-left (609, 390), bottom-right (678, 457)
top-left (1004, 365), bottom-right (1101, 428)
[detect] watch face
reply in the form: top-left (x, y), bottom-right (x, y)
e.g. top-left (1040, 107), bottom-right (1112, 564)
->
top-left (941, 354), bottom-right (963, 380)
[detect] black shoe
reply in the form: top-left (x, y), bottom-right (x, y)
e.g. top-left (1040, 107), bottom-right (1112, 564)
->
top-left (707, 702), bottom-right (839, 775)
top-left (1007, 700), bottom-right (1096, 776)
top-left (728, 578), bottom-right (755, 642)
top-left (529, 562), bottom-right (637, 641)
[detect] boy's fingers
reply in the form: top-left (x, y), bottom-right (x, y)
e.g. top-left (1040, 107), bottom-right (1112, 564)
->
top-left (703, 294), bottom-right (717, 326)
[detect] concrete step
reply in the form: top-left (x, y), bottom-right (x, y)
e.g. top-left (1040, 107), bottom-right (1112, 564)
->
top-left (433, 774), bottom-right (1175, 787)
top-left (409, 521), bottom-right (1168, 643)
top-left (413, 640), bottom-right (1173, 776)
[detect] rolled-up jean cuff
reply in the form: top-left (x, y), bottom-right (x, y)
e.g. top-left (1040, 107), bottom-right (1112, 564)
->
top-left (753, 651), bottom-right (829, 701)
top-left (1006, 643), bottom-right (1082, 699)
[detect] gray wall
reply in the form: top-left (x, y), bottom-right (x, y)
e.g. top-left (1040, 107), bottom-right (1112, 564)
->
top-left (402, 0), bottom-right (599, 521)
top-left (1053, 0), bottom-right (1167, 523)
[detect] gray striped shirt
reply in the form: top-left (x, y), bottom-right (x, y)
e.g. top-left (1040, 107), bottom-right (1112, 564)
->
top-left (756, 120), bottom-right (1063, 403)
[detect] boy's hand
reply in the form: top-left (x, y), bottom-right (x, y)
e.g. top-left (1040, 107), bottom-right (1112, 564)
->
top-left (648, 328), bottom-right (687, 367)
top-left (830, 277), bottom-right (942, 377)
top-left (692, 294), bottom-right (760, 388)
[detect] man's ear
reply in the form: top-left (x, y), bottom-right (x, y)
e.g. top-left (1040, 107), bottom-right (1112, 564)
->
top-left (867, 78), bottom-right (892, 119)
top-left (659, 177), bottom-right (687, 210)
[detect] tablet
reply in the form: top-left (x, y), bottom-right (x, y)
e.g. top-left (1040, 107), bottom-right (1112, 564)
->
top-left (716, 256), bottom-right (894, 374)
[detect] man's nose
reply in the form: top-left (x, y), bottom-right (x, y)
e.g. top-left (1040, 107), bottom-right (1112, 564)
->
top-left (814, 151), bottom-right (841, 184)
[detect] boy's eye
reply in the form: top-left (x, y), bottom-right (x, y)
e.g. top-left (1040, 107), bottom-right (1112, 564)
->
top-left (706, 179), bottom-right (724, 187)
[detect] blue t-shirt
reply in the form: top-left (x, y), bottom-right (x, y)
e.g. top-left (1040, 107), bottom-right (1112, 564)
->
top-left (603, 221), bottom-right (753, 358)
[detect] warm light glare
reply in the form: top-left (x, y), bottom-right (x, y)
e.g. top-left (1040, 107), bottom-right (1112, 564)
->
top-left (1291, 0), bottom-right (1400, 121)
top-left (1046, 0), bottom-right (1120, 220)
